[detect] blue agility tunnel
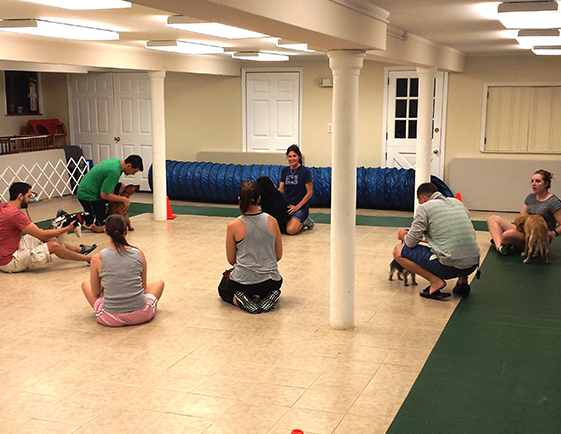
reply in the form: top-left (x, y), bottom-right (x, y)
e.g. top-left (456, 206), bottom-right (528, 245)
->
top-left (149, 161), bottom-right (453, 211)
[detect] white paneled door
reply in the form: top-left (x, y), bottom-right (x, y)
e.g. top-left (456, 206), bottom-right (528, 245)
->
top-left (245, 71), bottom-right (301, 153)
top-left (384, 69), bottom-right (446, 178)
top-left (69, 73), bottom-right (152, 190)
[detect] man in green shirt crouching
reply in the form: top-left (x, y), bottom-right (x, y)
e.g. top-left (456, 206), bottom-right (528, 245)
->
top-left (77, 155), bottom-right (143, 233)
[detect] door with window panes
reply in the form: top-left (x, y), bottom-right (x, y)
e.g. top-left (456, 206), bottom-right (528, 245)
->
top-left (385, 70), bottom-right (445, 178)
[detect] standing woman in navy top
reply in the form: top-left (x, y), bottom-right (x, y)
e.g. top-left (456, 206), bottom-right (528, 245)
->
top-left (278, 145), bottom-right (314, 235)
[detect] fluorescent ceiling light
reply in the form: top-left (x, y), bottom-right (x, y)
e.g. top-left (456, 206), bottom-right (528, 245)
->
top-left (166, 16), bottom-right (268, 39)
top-left (498, 1), bottom-right (561, 29)
top-left (0, 19), bottom-right (119, 40)
top-left (232, 51), bottom-right (289, 61)
top-left (532, 45), bottom-right (561, 54)
top-left (19, 0), bottom-right (131, 9)
top-left (146, 40), bottom-right (224, 55)
top-left (276, 39), bottom-right (315, 52)
top-left (516, 29), bottom-right (561, 47)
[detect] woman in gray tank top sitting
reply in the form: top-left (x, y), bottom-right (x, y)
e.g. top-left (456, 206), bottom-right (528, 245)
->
top-left (488, 169), bottom-right (561, 255)
top-left (219, 181), bottom-right (283, 314)
top-left (81, 214), bottom-right (165, 326)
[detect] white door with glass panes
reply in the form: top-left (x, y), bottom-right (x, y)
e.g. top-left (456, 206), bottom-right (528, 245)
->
top-left (69, 72), bottom-right (152, 190)
top-left (245, 71), bottom-right (301, 153)
top-left (384, 70), bottom-right (446, 178)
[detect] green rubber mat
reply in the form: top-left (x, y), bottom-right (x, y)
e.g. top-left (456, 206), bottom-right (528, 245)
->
top-left (386, 242), bottom-right (561, 434)
top-left (36, 202), bottom-right (489, 231)
top-left (127, 202), bottom-right (489, 231)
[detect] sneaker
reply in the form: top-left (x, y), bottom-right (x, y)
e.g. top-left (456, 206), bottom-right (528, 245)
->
top-left (302, 217), bottom-right (315, 231)
top-left (453, 282), bottom-right (471, 296)
top-left (498, 245), bottom-right (510, 256)
top-left (259, 289), bottom-right (281, 312)
top-left (234, 291), bottom-right (261, 314)
top-left (79, 244), bottom-right (97, 255)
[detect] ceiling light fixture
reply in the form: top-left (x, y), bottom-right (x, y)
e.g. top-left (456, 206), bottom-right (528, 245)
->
top-left (532, 45), bottom-right (561, 54)
top-left (145, 40), bottom-right (224, 55)
top-left (166, 16), bottom-right (268, 39)
top-left (516, 29), bottom-right (561, 47)
top-left (498, 1), bottom-right (561, 29)
top-left (276, 39), bottom-right (315, 52)
top-left (20, 0), bottom-right (131, 10)
top-left (0, 19), bottom-right (119, 40)
top-left (232, 51), bottom-right (289, 61)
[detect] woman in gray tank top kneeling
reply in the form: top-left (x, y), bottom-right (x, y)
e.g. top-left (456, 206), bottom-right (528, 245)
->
top-left (219, 181), bottom-right (283, 314)
top-left (82, 214), bottom-right (165, 326)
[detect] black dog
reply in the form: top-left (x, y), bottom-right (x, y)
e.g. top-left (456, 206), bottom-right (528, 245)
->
top-left (256, 176), bottom-right (291, 234)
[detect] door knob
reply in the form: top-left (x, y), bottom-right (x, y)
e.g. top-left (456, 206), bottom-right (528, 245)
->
top-left (434, 127), bottom-right (440, 133)
top-left (433, 149), bottom-right (439, 154)
top-left (114, 136), bottom-right (121, 142)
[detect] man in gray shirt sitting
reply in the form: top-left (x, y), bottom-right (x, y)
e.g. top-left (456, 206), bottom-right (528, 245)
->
top-left (393, 182), bottom-right (480, 300)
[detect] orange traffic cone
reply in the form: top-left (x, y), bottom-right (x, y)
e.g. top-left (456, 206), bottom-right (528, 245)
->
top-left (166, 196), bottom-right (177, 220)
top-left (455, 192), bottom-right (462, 202)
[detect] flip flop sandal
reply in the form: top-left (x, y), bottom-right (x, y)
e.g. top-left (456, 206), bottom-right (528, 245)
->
top-left (420, 286), bottom-right (451, 300)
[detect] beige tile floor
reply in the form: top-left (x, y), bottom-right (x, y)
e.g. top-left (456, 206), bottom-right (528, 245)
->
top-left (0, 194), bottom-right (511, 434)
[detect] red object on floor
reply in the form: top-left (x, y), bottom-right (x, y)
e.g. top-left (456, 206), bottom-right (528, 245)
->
top-left (166, 196), bottom-right (177, 220)
top-left (291, 430), bottom-right (304, 434)
top-left (455, 192), bottom-right (462, 202)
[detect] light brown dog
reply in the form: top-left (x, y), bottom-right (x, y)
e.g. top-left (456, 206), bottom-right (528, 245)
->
top-left (513, 213), bottom-right (528, 233)
top-left (108, 184), bottom-right (140, 231)
top-left (521, 214), bottom-right (550, 264)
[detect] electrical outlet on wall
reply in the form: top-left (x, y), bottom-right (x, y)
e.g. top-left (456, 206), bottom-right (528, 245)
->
top-left (327, 123), bottom-right (332, 134)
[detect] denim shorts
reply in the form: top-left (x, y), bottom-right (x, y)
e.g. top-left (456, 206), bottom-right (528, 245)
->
top-left (401, 244), bottom-right (477, 280)
top-left (291, 204), bottom-right (309, 223)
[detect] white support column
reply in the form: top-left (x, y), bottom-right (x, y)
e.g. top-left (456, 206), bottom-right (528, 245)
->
top-left (414, 67), bottom-right (437, 210)
top-left (328, 50), bottom-right (365, 330)
top-left (148, 71), bottom-right (167, 222)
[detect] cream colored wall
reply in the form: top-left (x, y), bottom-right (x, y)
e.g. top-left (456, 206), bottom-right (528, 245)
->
top-left (299, 58), bottom-right (386, 167)
top-left (0, 72), bottom-right (69, 137)
top-left (445, 55), bottom-right (561, 183)
top-left (7, 56), bottom-right (561, 188)
top-left (164, 58), bottom-right (387, 168)
top-left (164, 71), bottom-right (242, 161)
